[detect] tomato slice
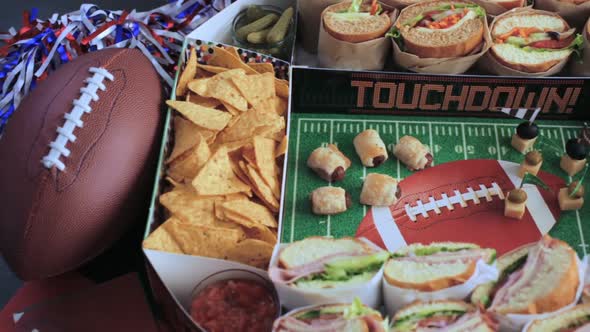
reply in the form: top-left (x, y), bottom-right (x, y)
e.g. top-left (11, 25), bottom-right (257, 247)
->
top-left (528, 35), bottom-right (574, 49)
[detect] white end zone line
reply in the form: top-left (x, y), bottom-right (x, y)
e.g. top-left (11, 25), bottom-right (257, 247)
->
top-left (290, 118), bottom-right (302, 243)
top-left (372, 207), bottom-right (407, 252)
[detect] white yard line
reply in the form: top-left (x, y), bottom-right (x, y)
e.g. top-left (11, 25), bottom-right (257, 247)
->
top-left (461, 124), bottom-right (468, 160)
top-left (396, 122), bottom-right (400, 180)
top-left (559, 127), bottom-right (587, 256)
top-left (429, 122), bottom-right (435, 166)
top-left (363, 121), bottom-right (367, 216)
top-left (298, 118), bottom-right (582, 129)
top-left (290, 118), bottom-right (302, 243)
top-left (327, 120), bottom-right (334, 237)
top-left (494, 124), bottom-right (501, 160)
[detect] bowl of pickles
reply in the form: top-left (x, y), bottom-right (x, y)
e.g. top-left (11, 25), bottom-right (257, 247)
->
top-left (232, 5), bottom-right (295, 60)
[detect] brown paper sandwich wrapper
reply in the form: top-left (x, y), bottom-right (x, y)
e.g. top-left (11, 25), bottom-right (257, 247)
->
top-left (298, 0), bottom-right (343, 53)
top-left (570, 16), bottom-right (590, 76)
top-left (479, 8), bottom-right (572, 77)
top-left (535, 0), bottom-right (590, 30)
top-left (470, 0), bottom-right (532, 17)
top-left (391, 2), bottom-right (492, 74)
top-left (318, 4), bottom-right (398, 71)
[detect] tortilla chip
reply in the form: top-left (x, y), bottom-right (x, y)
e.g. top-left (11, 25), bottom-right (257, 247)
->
top-left (218, 109), bottom-right (284, 143)
top-left (186, 92), bottom-right (221, 109)
top-left (187, 78), bottom-right (209, 96)
top-left (220, 101), bottom-right (242, 116)
top-left (230, 72), bottom-right (275, 110)
top-left (221, 199), bottom-right (278, 228)
top-left (142, 218), bottom-right (184, 254)
top-left (274, 97), bottom-right (288, 116)
top-left (166, 100), bottom-right (232, 131)
top-left (248, 62), bottom-right (274, 74)
top-left (176, 48), bottom-right (197, 97)
top-left (209, 47), bottom-right (258, 75)
top-left (192, 147), bottom-right (251, 196)
top-left (242, 225), bottom-right (277, 245)
top-left (166, 116), bottom-right (201, 164)
top-left (253, 136), bottom-right (280, 198)
top-left (197, 64), bottom-right (229, 74)
top-left (241, 144), bottom-right (257, 167)
top-left (167, 134), bottom-right (210, 182)
top-left (275, 79), bottom-right (289, 98)
top-left (224, 46), bottom-right (241, 60)
top-left (245, 164), bottom-right (280, 212)
top-left (168, 221), bottom-right (243, 258)
top-left (226, 239), bottom-right (274, 268)
top-left (196, 68), bottom-right (215, 79)
top-left (160, 190), bottom-right (217, 225)
top-left (209, 77), bottom-right (248, 112)
top-left (275, 135), bottom-right (288, 158)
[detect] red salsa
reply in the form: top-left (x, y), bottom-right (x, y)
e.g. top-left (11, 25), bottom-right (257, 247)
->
top-left (190, 279), bottom-right (277, 332)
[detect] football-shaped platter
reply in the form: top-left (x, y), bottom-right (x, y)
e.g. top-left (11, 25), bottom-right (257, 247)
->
top-left (356, 159), bottom-right (564, 255)
top-left (0, 48), bottom-right (163, 280)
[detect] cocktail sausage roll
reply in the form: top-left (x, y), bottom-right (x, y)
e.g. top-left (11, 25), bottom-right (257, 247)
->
top-left (307, 144), bottom-right (351, 182)
top-left (310, 187), bottom-right (351, 215)
top-left (360, 173), bottom-right (401, 206)
top-left (393, 135), bottom-right (433, 171)
top-left (353, 129), bottom-right (388, 167)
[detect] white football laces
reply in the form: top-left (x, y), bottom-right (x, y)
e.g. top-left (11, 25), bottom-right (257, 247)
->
top-left (404, 183), bottom-right (505, 222)
top-left (42, 67), bottom-right (114, 171)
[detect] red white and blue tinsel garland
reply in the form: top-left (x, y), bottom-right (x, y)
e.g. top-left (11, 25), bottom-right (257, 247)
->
top-left (0, 0), bottom-right (234, 135)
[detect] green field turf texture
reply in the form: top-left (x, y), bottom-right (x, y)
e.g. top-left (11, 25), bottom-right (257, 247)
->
top-left (281, 113), bottom-right (589, 257)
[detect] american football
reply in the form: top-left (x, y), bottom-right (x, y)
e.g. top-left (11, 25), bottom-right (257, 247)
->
top-left (0, 48), bottom-right (163, 280)
top-left (356, 159), bottom-right (564, 255)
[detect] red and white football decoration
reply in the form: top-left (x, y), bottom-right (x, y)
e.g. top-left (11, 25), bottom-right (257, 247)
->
top-left (0, 48), bottom-right (163, 280)
top-left (356, 159), bottom-right (564, 255)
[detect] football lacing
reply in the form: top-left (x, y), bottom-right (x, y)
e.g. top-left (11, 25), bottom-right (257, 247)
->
top-left (41, 67), bottom-right (114, 171)
top-left (404, 183), bottom-right (505, 222)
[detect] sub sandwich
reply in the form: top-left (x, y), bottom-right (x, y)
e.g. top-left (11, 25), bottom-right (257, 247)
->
top-left (323, 0), bottom-right (392, 43)
top-left (490, 9), bottom-right (583, 73)
top-left (384, 242), bottom-right (496, 291)
top-left (269, 237), bottom-right (389, 290)
top-left (471, 235), bottom-right (579, 315)
top-left (525, 303), bottom-right (590, 332)
top-left (273, 298), bottom-right (389, 332)
top-left (391, 300), bottom-right (498, 331)
top-left (389, 0), bottom-right (487, 58)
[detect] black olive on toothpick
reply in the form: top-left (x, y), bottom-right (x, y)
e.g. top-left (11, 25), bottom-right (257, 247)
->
top-left (516, 121), bottom-right (539, 140)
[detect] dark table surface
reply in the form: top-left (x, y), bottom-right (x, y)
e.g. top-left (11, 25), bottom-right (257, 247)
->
top-left (0, 0), bottom-right (166, 310)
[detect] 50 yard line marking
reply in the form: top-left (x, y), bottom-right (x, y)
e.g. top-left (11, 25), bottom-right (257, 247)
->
top-left (290, 118), bottom-right (302, 243)
top-left (494, 124), bottom-right (501, 160)
top-left (429, 123), bottom-right (434, 166)
top-left (559, 127), bottom-right (587, 256)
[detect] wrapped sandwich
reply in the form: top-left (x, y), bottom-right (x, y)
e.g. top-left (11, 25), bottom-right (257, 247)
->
top-left (390, 300), bottom-right (498, 331)
top-left (388, 0), bottom-right (491, 74)
top-left (484, 8), bottom-right (584, 76)
top-left (318, 0), bottom-right (395, 70)
top-left (269, 237), bottom-right (389, 309)
top-left (272, 298), bottom-right (389, 332)
top-left (524, 303), bottom-right (590, 331)
top-left (383, 242), bottom-right (498, 314)
top-left (471, 236), bottom-right (584, 331)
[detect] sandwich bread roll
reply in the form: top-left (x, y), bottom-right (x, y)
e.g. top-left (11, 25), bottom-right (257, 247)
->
top-left (384, 242), bottom-right (496, 292)
top-left (471, 236), bottom-right (580, 315)
top-left (394, 0), bottom-right (486, 58)
top-left (391, 300), bottom-right (498, 331)
top-left (323, 1), bottom-right (393, 43)
top-left (489, 9), bottom-right (582, 73)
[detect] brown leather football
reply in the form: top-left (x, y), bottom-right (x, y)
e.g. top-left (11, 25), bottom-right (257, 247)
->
top-left (0, 48), bottom-right (163, 280)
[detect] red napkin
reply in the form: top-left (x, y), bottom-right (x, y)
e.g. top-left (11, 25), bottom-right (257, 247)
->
top-left (12, 273), bottom-right (159, 332)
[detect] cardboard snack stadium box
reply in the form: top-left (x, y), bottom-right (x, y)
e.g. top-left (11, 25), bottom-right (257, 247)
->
top-left (142, 37), bottom-right (291, 331)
